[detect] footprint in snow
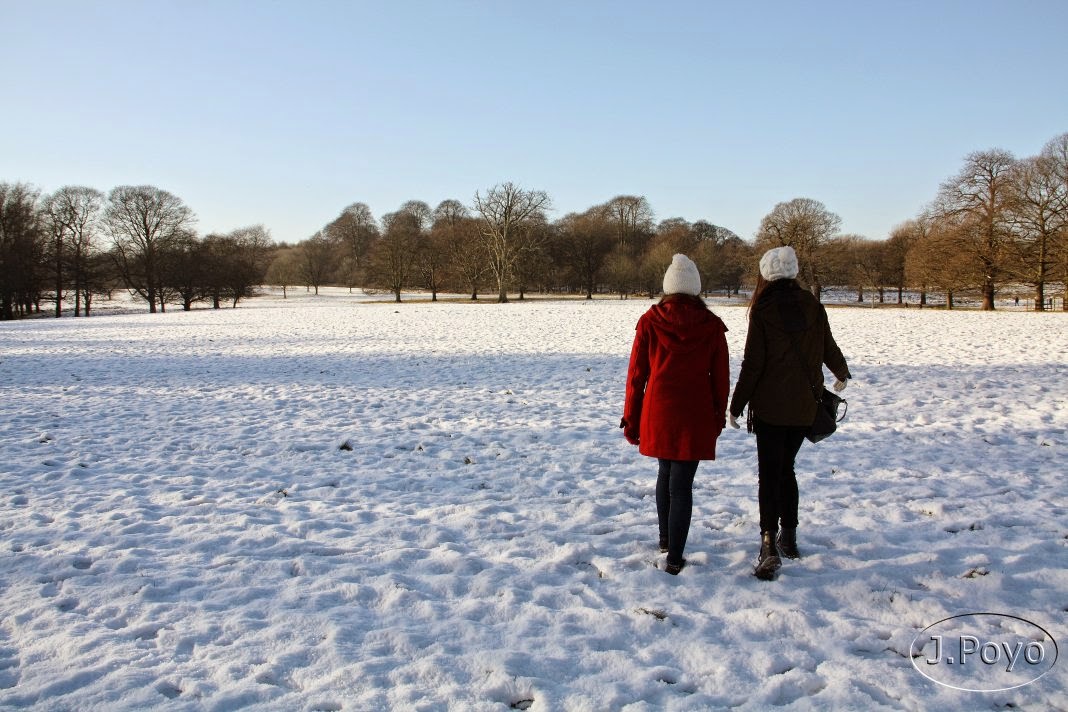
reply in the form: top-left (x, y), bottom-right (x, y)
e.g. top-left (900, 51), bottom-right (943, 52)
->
top-left (0, 628), bottom-right (21, 690)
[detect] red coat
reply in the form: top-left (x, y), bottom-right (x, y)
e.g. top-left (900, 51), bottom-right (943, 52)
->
top-left (622, 297), bottom-right (730, 461)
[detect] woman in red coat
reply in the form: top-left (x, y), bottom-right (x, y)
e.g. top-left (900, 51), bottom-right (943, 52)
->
top-left (621, 254), bottom-right (730, 575)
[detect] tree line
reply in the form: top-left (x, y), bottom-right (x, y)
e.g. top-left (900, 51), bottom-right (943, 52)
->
top-left (2, 131), bottom-right (1064, 319)
top-left (245, 127), bottom-right (1068, 314)
top-left (748, 132), bottom-right (1067, 311)
top-left (270, 187), bottom-right (751, 305)
top-left (0, 184), bottom-right (272, 319)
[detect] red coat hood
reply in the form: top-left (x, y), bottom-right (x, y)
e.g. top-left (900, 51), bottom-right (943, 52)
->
top-left (644, 300), bottom-right (728, 350)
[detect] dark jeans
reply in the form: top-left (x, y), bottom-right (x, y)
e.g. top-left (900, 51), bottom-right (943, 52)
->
top-left (656, 459), bottom-right (699, 565)
top-left (754, 418), bottom-right (807, 533)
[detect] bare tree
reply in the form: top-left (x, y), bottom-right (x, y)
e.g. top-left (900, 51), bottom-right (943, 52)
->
top-left (80, 250), bottom-right (115, 315)
top-left (654, 218), bottom-right (698, 256)
top-left (203, 225), bottom-right (273, 308)
top-left (755, 198), bottom-right (841, 298)
top-left (1040, 132), bottom-right (1068, 309)
top-left (265, 246), bottom-right (302, 298)
top-left (886, 216), bottom-right (932, 304)
top-left (638, 239), bottom-right (676, 298)
top-left (105, 185), bottom-right (195, 313)
top-left (42, 201), bottom-right (67, 317)
top-left (43, 186), bottom-right (104, 316)
top-left (603, 245), bottom-right (639, 298)
top-left (160, 232), bottom-right (208, 311)
top-left (297, 231), bottom-right (335, 295)
top-left (850, 237), bottom-right (892, 304)
top-left (420, 231), bottom-right (449, 301)
top-left (557, 207), bottom-right (615, 299)
top-left (0, 183), bottom-right (45, 319)
top-left (933, 149), bottom-right (1017, 310)
top-left (325, 202), bottom-right (378, 292)
top-left (472, 182), bottom-right (551, 303)
top-left (906, 216), bottom-right (975, 309)
top-left (390, 201), bottom-right (436, 300)
top-left (691, 223), bottom-right (747, 296)
top-left (444, 216), bottom-right (487, 300)
top-left (426, 200), bottom-right (470, 301)
top-left (817, 235), bottom-right (862, 300)
top-left (368, 205), bottom-right (425, 302)
top-left (702, 232), bottom-right (752, 298)
top-left (1010, 153), bottom-right (1067, 310)
top-left (604, 195), bottom-right (655, 251)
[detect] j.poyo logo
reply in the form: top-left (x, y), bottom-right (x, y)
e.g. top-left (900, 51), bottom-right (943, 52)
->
top-left (911, 612), bottom-right (1059, 692)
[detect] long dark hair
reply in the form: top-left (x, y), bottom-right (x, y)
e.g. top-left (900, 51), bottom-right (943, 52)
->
top-left (748, 274), bottom-right (801, 318)
top-left (747, 274), bottom-right (770, 316)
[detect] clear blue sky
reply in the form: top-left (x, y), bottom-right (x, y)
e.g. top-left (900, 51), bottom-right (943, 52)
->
top-left (3, 1), bottom-right (1066, 244)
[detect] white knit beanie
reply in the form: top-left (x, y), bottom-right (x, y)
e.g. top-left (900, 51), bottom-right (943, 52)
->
top-left (662, 254), bottom-right (702, 296)
top-left (759, 246), bottom-right (799, 281)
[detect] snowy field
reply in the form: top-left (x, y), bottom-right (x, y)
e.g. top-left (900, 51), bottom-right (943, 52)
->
top-left (1, 289), bottom-right (1065, 711)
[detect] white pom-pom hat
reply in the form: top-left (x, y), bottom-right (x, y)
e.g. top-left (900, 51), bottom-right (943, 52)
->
top-left (662, 254), bottom-right (702, 296)
top-left (759, 246), bottom-right (799, 281)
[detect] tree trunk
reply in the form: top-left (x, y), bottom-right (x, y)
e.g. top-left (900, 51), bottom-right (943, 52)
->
top-left (981, 281), bottom-right (995, 311)
top-left (74, 268), bottom-right (82, 316)
top-left (55, 249), bottom-right (63, 318)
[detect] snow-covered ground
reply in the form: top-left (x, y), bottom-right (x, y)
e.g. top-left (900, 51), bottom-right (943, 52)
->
top-left (1, 290), bottom-right (1065, 711)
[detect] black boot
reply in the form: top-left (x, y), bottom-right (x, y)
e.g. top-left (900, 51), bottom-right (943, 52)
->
top-left (777, 527), bottom-right (800, 559)
top-left (754, 530), bottom-right (782, 580)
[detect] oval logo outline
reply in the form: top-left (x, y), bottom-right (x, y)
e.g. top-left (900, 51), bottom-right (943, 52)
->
top-left (911, 612), bottom-right (1059, 692)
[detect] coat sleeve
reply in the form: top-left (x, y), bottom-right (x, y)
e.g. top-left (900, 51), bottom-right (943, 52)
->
top-left (621, 319), bottom-right (649, 444)
top-left (729, 315), bottom-right (764, 418)
top-left (711, 327), bottom-right (729, 429)
top-left (820, 306), bottom-right (851, 381)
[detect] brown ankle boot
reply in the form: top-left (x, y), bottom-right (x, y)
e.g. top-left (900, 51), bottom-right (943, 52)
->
top-left (754, 531), bottom-right (782, 580)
